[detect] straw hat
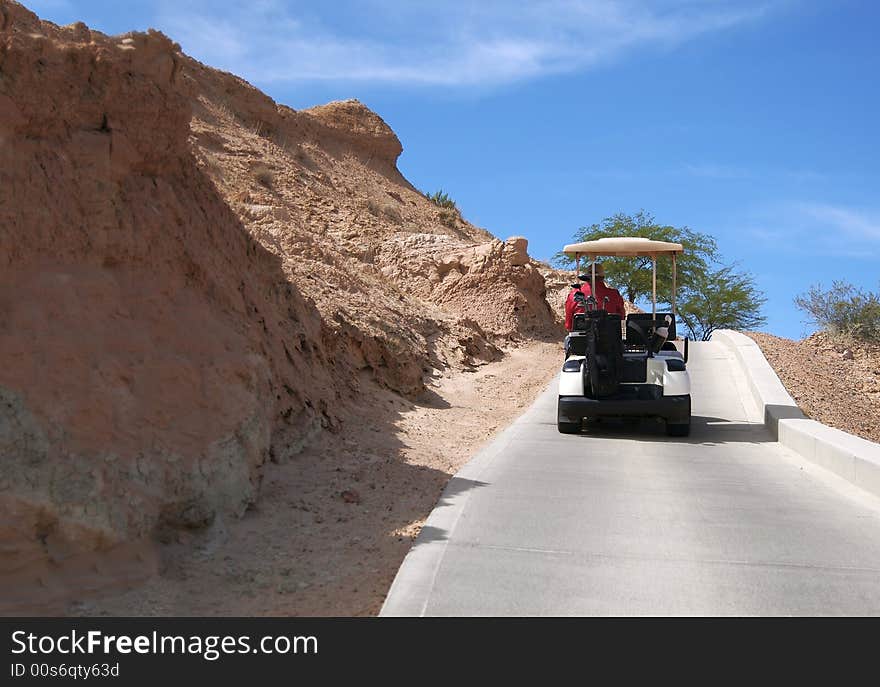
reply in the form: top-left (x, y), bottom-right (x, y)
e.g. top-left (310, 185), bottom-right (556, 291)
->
top-left (578, 262), bottom-right (605, 279)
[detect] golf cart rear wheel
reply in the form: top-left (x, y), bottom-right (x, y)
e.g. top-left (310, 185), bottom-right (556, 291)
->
top-left (666, 421), bottom-right (690, 437)
top-left (557, 420), bottom-right (581, 434)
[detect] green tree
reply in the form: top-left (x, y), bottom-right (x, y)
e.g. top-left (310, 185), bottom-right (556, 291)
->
top-left (552, 210), bottom-right (717, 306)
top-left (794, 281), bottom-right (880, 340)
top-left (677, 265), bottom-right (767, 341)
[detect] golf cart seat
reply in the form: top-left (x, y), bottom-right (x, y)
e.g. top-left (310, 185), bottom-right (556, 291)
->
top-left (625, 313), bottom-right (677, 349)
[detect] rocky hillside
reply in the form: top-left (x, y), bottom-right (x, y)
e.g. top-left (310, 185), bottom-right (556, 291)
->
top-left (747, 331), bottom-right (880, 444)
top-left (0, 0), bottom-right (557, 610)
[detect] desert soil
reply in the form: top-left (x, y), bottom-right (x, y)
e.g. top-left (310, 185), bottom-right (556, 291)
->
top-left (1, 1), bottom-right (562, 613)
top-left (747, 331), bottom-right (880, 444)
top-left (67, 341), bottom-right (561, 616)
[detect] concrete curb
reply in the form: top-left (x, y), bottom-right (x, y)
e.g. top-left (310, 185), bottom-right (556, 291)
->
top-left (714, 329), bottom-right (880, 499)
top-left (379, 384), bottom-right (556, 616)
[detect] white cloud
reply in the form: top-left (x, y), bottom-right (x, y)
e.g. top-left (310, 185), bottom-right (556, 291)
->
top-left (153, 0), bottom-right (776, 87)
top-left (797, 202), bottom-right (880, 242)
top-left (742, 202), bottom-right (880, 259)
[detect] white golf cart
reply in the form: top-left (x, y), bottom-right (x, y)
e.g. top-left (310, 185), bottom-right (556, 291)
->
top-left (557, 237), bottom-right (691, 437)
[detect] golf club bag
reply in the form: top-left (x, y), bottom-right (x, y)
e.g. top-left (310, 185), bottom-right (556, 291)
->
top-left (582, 310), bottom-right (624, 398)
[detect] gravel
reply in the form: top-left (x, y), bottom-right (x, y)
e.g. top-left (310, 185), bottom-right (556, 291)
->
top-left (747, 331), bottom-right (880, 444)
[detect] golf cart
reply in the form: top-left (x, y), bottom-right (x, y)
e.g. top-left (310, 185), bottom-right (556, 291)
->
top-left (557, 237), bottom-right (691, 437)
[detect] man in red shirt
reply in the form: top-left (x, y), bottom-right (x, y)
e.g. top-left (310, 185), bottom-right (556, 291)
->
top-left (563, 262), bottom-right (625, 358)
top-left (578, 262), bottom-right (625, 318)
top-left (564, 280), bottom-right (591, 331)
top-left (563, 281), bottom-right (590, 358)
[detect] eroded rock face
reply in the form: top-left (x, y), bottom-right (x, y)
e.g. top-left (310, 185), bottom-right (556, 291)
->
top-left (303, 99), bottom-right (404, 165)
top-left (0, 2), bottom-right (337, 608)
top-left (376, 235), bottom-right (555, 339)
top-left (0, 0), bottom-right (560, 610)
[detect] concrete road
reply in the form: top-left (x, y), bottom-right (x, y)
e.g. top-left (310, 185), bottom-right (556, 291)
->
top-left (381, 341), bottom-right (880, 615)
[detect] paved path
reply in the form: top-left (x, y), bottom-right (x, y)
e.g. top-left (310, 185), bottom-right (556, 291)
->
top-left (381, 341), bottom-right (880, 615)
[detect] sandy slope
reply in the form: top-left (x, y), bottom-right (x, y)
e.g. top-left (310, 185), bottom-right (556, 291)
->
top-left (67, 341), bottom-right (561, 616)
top-left (747, 331), bottom-right (880, 444)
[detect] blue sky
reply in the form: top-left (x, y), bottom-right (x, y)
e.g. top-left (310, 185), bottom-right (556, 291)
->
top-left (28, 0), bottom-right (879, 338)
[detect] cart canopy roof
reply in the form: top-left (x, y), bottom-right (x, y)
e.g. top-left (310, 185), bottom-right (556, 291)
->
top-left (563, 237), bottom-right (683, 258)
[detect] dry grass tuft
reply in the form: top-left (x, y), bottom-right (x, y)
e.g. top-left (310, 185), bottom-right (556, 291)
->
top-left (252, 164), bottom-right (274, 188)
top-left (438, 208), bottom-right (459, 228)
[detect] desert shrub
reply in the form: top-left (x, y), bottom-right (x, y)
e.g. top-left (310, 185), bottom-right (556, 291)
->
top-left (438, 208), bottom-right (459, 228)
top-left (294, 145), bottom-right (310, 163)
top-left (215, 99), bottom-right (237, 122)
top-left (252, 120), bottom-right (271, 138)
top-left (381, 203), bottom-right (402, 223)
top-left (270, 133), bottom-right (306, 162)
top-left (196, 150), bottom-right (223, 179)
top-left (365, 198), bottom-right (381, 217)
top-left (252, 164), bottom-right (274, 188)
top-left (426, 189), bottom-right (457, 210)
top-left (795, 281), bottom-right (880, 340)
